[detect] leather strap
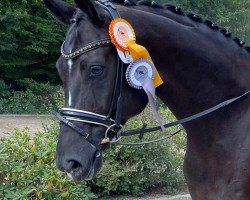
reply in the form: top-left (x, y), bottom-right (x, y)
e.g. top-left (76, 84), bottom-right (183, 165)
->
top-left (61, 109), bottom-right (114, 127)
top-left (113, 128), bottom-right (182, 146)
top-left (122, 91), bottom-right (250, 137)
top-left (52, 110), bottom-right (89, 138)
top-left (61, 39), bottom-right (111, 59)
top-left (96, 0), bottom-right (121, 19)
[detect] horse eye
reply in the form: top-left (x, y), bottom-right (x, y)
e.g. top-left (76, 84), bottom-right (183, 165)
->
top-left (90, 65), bottom-right (104, 76)
top-left (70, 18), bottom-right (77, 23)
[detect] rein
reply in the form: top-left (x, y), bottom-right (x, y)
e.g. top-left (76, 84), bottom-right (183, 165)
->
top-left (53, 0), bottom-right (250, 147)
top-left (118, 91), bottom-right (250, 145)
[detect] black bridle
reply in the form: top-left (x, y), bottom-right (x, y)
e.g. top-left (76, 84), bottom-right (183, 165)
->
top-left (53, 0), bottom-right (250, 147)
top-left (53, 0), bottom-right (125, 147)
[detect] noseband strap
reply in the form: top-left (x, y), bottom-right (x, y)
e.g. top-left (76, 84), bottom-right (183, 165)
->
top-left (61, 108), bottom-right (115, 128)
top-left (52, 110), bottom-right (89, 138)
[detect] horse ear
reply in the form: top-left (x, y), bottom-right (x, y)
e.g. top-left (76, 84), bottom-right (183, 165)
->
top-left (44, 0), bottom-right (76, 24)
top-left (74, 0), bottom-right (103, 24)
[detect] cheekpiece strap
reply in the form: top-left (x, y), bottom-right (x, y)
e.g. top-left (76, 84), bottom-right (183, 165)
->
top-left (97, 0), bottom-right (120, 19)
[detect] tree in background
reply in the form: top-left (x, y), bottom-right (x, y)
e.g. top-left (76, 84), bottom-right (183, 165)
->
top-left (164, 0), bottom-right (250, 43)
top-left (0, 0), bottom-right (66, 88)
top-left (0, 0), bottom-right (249, 90)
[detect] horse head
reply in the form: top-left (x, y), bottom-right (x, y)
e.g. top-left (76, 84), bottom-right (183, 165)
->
top-left (44, 0), bottom-right (148, 180)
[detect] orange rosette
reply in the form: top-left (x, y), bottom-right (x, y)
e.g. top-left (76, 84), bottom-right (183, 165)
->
top-left (109, 18), bottom-right (136, 51)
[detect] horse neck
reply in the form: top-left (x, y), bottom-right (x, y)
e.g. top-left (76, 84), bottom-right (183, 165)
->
top-left (120, 7), bottom-right (250, 139)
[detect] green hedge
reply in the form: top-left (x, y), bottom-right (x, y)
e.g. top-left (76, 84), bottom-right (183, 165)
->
top-left (0, 107), bottom-right (186, 199)
top-left (93, 107), bottom-right (185, 196)
top-left (0, 126), bottom-right (95, 200)
top-left (0, 79), bottom-right (64, 114)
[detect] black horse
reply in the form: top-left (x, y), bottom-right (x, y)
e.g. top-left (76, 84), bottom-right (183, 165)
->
top-left (44, 0), bottom-right (250, 199)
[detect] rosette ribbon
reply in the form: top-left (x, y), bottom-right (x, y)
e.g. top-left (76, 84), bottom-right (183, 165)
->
top-left (109, 18), bottom-right (165, 130)
top-left (126, 40), bottom-right (164, 130)
top-left (125, 40), bottom-right (163, 88)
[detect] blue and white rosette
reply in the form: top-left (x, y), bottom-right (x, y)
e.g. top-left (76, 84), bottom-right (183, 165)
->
top-left (126, 59), bottom-right (165, 130)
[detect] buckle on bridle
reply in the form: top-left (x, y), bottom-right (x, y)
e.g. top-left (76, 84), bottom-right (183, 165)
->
top-left (100, 124), bottom-right (123, 144)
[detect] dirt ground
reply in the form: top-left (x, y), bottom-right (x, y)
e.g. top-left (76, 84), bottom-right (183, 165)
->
top-left (102, 194), bottom-right (191, 200)
top-left (0, 115), bottom-right (53, 138)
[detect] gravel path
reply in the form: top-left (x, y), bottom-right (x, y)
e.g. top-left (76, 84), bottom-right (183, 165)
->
top-left (0, 115), bottom-right (53, 138)
top-left (102, 194), bottom-right (191, 200)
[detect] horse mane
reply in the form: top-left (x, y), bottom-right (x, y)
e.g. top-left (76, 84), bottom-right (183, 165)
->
top-left (112, 0), bottom-right (250, 54)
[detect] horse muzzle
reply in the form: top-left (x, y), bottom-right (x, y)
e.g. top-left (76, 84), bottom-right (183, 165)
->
top-left (66, 149), bottom-right (103, 181)
top-left (55, 134), bottom-right (103, 181)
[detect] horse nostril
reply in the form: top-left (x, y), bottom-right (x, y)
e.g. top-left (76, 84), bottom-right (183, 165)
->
top-left (65, 160), bottom-right (82, 173)
top-left (71, 160), bottom-right (81, 170)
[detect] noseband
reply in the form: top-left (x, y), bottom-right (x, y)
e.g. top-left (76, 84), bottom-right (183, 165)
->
top-left (53, 0), bottom-right (250, 147)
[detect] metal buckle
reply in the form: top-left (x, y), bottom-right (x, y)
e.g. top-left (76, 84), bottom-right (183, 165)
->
top-left (100, 124), bottom-right (123, 144)
top-left (84, 132), bottom-right (90, 140)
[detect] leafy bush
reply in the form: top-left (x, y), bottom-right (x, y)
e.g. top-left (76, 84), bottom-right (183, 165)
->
top-left (0, 79), bottom-right (11, 98)
top-left (0, 79), bottom-right (64, 114)
top-left (0, 124), bottom-right (96, 200)
top-left (18, 79), bottom-right (64, 114)
top-left (0, 107), bottom-right (186, 199)
top-left (93, 107), bottom-right (185, 196)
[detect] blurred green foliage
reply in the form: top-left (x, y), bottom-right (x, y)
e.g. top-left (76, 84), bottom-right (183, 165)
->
top-left (0, 79), bottom-right (64, 114)
top-left (165, 0), bottom-right (250, 43)
top-left (0, 0), bottom-right (65, 88)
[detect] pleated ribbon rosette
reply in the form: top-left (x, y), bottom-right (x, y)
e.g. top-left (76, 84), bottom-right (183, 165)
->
top-left (109, 18), bottom-right (165, 130)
